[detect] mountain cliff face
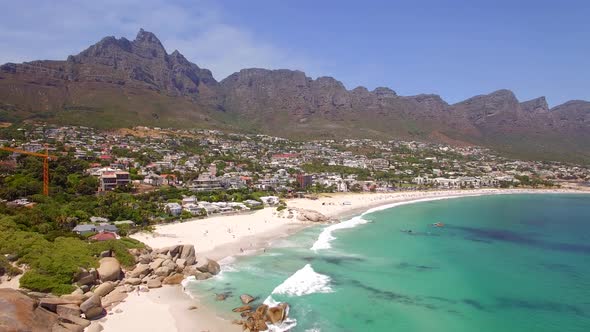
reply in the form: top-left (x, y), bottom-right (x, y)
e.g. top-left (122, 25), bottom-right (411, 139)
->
top-left (1, 29), bottom-right (589, 163)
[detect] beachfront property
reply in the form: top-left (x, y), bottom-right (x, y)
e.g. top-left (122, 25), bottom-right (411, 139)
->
top-left (165, 202), bottom-right (183, 216)
top-left (260, 196), bottom-right (280, 205)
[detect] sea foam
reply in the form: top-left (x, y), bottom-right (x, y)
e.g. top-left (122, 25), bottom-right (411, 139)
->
top-left (260, 264), bottom-right (333, 332)
top-left (310, 195), bottom-right (470, 251)
top-left (271, 264), bottom-right (333, 296)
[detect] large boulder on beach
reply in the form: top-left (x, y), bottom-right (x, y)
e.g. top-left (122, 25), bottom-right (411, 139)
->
top-left (161, 245), bottom-right (183, 257)
top-left (147, 279), bottom-right (162, 289)
top-left (93, 282), bottom-right (115, 297)
top-left (179, 245), bottom-right (196, 265)
top-left (80, 295), bottom-right (103, 320)
top-left (97, 258), bottom-right (121, 282)
top-left (101, 288), bottom-right (128, 308)
top-left (149, 258), bottom-right (165, 270)
top-left (162, 259), bottom-right (178, 271)
top-left (154, 266), bottom-right (173, 277)
top-left (196, 258), bottom-right (220, 275)
top-left (125, 277), bottom-right (142, 286)
top-left (163, 273), bottom-right (185, 285)
top-left (129, 263), bottom-right (151, 278)
top-left (240, 294), bottom-right (255, 304)
top-left (138, 254), bottom-right (152, 264)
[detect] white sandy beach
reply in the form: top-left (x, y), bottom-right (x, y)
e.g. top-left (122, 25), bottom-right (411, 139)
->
top-left (99, 188), bottom-right (587, 332)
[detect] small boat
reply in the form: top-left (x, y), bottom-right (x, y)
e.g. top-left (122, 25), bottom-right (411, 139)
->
top-left (432, 222), bottom-right (445, 227)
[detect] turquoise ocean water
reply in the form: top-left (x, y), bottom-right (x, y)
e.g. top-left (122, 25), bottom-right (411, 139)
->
top-left (187, 194), bottom-right (590, 331)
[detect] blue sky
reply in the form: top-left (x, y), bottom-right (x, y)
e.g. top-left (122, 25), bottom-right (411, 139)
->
top-left (0, 0), bottom-right (589, 106)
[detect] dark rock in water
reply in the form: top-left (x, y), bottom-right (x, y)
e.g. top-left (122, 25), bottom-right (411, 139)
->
top-left (240, 294), bottom-right (255, 304)
top-left (215, 293), bottom-right (227, 301)
top-left (194, 271), bottom-right (213, 280)
top-left (232, 305), bottom-right (252, 313)
top-left (196, 258), bottom-right (221, 275)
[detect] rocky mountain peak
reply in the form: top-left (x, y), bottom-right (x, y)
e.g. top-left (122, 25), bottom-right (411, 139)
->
top-left (372, 87), bottom-right (397, 98)
top-left (521, 96), bottom-right (549, 113)
top-left (131, 28), bottom-right (167, 59)
top-left (135, 28), bottom-right (163, 46)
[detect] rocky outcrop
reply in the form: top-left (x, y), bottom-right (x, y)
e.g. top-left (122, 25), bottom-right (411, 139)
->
top-left (0, 289), bottom-right (97, 331)
top-left (0, 289), bottom-right (59, 331)
top-left (232, 302), bottom-right (291, 332)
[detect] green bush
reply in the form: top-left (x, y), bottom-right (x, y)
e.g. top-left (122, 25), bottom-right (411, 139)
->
top-left (0, 255), bottom-right (22, 276)
top-left (19, 270), bottom-right (75, 295)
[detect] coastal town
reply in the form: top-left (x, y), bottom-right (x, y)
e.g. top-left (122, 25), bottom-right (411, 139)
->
top-left (2, 124), bottom-right (589, 202)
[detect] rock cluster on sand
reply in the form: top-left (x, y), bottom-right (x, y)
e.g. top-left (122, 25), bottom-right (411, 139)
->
top-left (295, 209), bottom-right (330, 222)
top-left (0, 243), bottom-right (220, 331)
top-left (231, 302), bottom-right (290, 332)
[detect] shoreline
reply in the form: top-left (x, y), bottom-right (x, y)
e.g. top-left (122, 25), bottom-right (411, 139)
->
top-left (99, 188), bottom-right (589, 332)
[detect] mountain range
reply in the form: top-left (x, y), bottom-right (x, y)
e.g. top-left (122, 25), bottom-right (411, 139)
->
top-left (1, 29), bottom-right (589, 163)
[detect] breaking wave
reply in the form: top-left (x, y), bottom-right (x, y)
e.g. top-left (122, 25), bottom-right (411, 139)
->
top-left (311, 215), bottom-right (371, 251)
top-left (271, 264), bottom-right (333, 296)
top-left (261, 264), bottom-right (333, 331)
top-left (310, 195), bottom-right (467, 251)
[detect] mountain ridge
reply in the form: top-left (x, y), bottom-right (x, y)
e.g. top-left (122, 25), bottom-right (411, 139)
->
top-left (1, 29), bottom-right (589, 163)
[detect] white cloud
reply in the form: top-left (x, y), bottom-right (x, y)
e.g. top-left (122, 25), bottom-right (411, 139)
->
top-left (0, 0), bottom-right (321, 80)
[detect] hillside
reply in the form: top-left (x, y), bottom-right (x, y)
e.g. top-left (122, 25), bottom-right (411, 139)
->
top-left (1, 29), bottom-right (589, 163)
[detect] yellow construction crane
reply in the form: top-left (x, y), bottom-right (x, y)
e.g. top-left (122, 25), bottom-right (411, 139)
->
top-left (0, 146), bottom-right (58, 196)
